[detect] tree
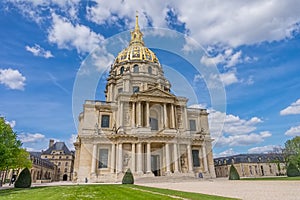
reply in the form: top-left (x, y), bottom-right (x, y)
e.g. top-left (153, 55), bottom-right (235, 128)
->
top-left (122, 169), bottom-right (134, 184)
top-left (14, 168), bottom-right (31, 188)
top-left (228, 165), bottom-right (240, 180)
top-left (0, 117), bottom-right (31, 186)
top-left (286, 163), bottom-right (300, 177)
top-left (284, 136), bottom-right (300, 171)
top-left (11, 148), bottom-right (32, 169)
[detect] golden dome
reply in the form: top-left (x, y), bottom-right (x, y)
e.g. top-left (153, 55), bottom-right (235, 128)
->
top-left (114, 13), bottom-right (159, 64)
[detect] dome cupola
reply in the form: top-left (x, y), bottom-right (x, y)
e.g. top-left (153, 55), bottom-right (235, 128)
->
top-left (114, 13), bottom-right (159, 64)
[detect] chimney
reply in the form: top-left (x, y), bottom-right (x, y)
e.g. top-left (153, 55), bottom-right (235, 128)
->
top-left (49, 139), bottom-right (54, 148)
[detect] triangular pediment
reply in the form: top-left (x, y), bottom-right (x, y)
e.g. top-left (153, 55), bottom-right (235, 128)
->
top-left (139, 88), bottom-right (176, 98)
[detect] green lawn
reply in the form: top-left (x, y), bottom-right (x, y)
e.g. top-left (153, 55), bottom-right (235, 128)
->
top-left (0, 184), bottom-right (236, 200)
top-left (241, 176), bottom-right (300, 181)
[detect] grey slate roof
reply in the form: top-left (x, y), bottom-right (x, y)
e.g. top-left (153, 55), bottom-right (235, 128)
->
top-left (29, 151), bottom-right (42, 158)
top-left (29, 151), bottom-right (55, 169)
top-left (42, 142), bottom-right (72, 155)
top-left (214, 153), bottom-right (285, 166)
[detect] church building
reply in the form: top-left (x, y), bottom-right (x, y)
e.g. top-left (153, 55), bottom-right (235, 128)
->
top-left (73, 14), bottom-right (216, 183)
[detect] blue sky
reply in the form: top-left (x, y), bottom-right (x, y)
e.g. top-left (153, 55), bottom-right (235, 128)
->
top-left (1, 1), bottom-right (300, 157)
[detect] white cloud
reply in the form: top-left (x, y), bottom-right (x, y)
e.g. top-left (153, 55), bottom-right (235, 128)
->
top-left (216, 131), bottom-right (272, 147)
top-left (5, 119), bottom-right (16, 128)
top-left (7, 1), bottom-right (300, 49)
top-left (199, 49), bottom-right (248, 87)
top-left (285, 125), bottom-right (300, 136)
top-left (208, 110), bottom-right (269, 147)
top-left (182, 35), bottom-right (201, 53)
top-left (219, 71), bottom-right (239, 86)
top-left (18, 133), bottom-right (46, 143)
top-left (86, 1), bottom-right (300, 47)
top-left (280, 99), bottom-right (300, 115)
top-left (0, 68), bottom-right (26, 90)
top-left (210, 110), bottom-right (263, 136)
top-left (90, 48), bottom-right (115, 71)
top-left (248, 145), bottom-right (282, 154)
top-left (200, 49), bottom-right (243, 68)
top-left (215, 148), bottom-right (237, 157)
top-left (6, 0), bottom-right (81, 22)
top-left (25, 44), bottom-right (54, 58)
top-left (67, 134), bottom-right (77, 151)
top-left (48, 14), bottom-right (105, 54)
top-left (188, 103), bottom-right (207, 109)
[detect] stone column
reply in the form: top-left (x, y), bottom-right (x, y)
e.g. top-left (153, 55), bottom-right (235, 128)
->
top-left (146, 143), bottom-right (151, 173)
top-left (137, 143), bottom-right (143, 174)
top-left (117, 143), bottom-right (123, 173)
top-left (202, 145), bottom-right (208, 172)
top-left (187, 144), bottom-right (193, 172)
top-left (173, 143), bottom-right (179, 173)
top-left (110, 143), bottom-right (115, 173)
top-left (171, 104), bottom-right (175, 128)
top-left (146, 102), bottom-right (150, 127)
top-left (164, 103), bottom-right (168, 128)
top-left (132, 102), bottom-right (135, 127)
top-left (119, 102), bottom-right (124, 127)
top-left (108, 84), bottom-right (113, 101)
top-left (184, 107), bottom-right (188, 130)
top-left (131, 143), bottom-right (136, 173)
top-left (165, 143), bottom-right (171, 174)
top-left (91, 144), bottom-right (97, 174)
top-left (138, 102), bottom-right (142, 127)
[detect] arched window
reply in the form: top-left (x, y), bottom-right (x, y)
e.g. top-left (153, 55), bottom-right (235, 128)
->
top-left (120, 66), bottom-right (124, 74)
top-left (133, 65), bottom-right (139, 73)
top-left (148, 66), bottom-right (152, 74)
top-left (64, 168), bottom-right (68, 173)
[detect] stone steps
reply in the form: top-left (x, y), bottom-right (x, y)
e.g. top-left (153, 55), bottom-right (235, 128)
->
top-left (134, 175), bottom-right (204, 183)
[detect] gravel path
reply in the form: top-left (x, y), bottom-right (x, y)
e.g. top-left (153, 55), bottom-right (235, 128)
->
top-left (137, 179), bottom-right (300, 200)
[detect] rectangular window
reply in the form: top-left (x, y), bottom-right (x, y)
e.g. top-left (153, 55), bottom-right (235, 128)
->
top-left (189, 120), bottom-right (196, 131)
top-left (98, 149), bottom-right (109, 168)
top-left (101, 115), bottom-right (110, 128)
top-left (192, 150), bottom-right (200, 167)
top-left (118, 88), bottom-right (123, 93)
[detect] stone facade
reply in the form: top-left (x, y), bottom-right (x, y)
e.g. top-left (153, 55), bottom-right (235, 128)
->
top-left (29, 152), bottom-right (57, 183)
top-left (214, 154), bottom-right (286, 178)
top-left (73, 14), bottom-right (216, 183)
top-left (41, 140), bottom-right (75, 181)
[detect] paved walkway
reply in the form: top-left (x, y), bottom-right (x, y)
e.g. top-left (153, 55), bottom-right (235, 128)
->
top-left (137, 178), bottom-right (300, 200)
top-left (1, 178), bottom-right (299, 200)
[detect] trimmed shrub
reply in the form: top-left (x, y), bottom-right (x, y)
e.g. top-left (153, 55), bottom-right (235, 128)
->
top-left (15, 168), bottom-right (31, 188)
top-left (287, 163), bottom-right (300, 177)
top-left (122, 169), bottom-right (134, 184)
top-left (229, 164), bottom-right (240, 180)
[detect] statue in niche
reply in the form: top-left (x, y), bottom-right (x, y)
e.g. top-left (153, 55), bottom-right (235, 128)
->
top-left (180, 154), bottom-right (188, 172)
top-left (125, 111), bottom-right (130, 125)
top-left (123, 153), bottom-right (130, 167)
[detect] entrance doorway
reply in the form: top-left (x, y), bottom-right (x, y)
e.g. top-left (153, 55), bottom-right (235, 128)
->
top-left (63, 174), bottom-right (68, 181)
top-left (151, 155), bottom-right (160, 176)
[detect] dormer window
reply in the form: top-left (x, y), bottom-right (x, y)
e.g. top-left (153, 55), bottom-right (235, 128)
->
top-left (133, 65), bottom-right (139, 73)
top-left (133, 86), bottom-right (139, 93)
top-left (120, 66), bottom-right (124, 74)
top-left (148, 66), bottom-right (152, 74)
